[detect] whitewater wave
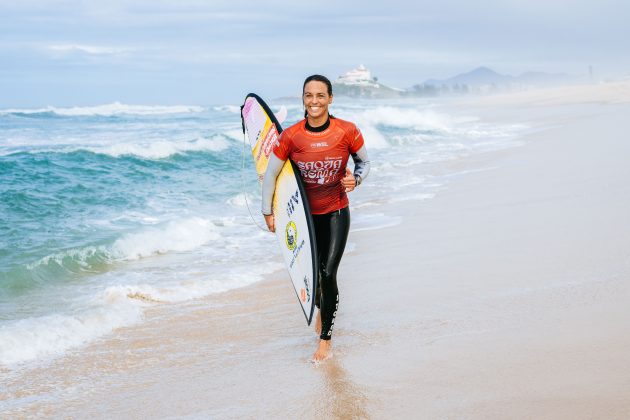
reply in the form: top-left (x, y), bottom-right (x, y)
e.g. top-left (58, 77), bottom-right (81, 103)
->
top-left (0, 288), bottom-right (144, 366)
top-left (87, 136), bottom-right (231, 159)
top-left (107, 261), bottom-right (282, 305)
top-left (227, 193), bottom-right (256, 208)
top-left (19, 217), bottom-right (222, 279)
top-left (358, 107), bottom-right (476, 130)
top-left (213, 105), bottom-right (241, 114)
top-left (110, 217), bottom-right (221, 261)
top-left (340, 105), bottom-right (527, 150)
top-left (338, 106), bottom-right (467, 149)
top-left (24, 245), bottom-right (110, 273)
top-left (0, 255), bottom-right (283, 366)
top-left (0, 102), bottom-right (204, 117)
top-left (223, 129), bottom-right (247, 142)
top-left (1, 136), bottom-right (232, 159)
top-left (0, 212), bottom-right (283, 367)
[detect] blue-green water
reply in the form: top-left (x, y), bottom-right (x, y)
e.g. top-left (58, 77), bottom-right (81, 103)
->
top-left (0, 100), bottom-right (525, 366)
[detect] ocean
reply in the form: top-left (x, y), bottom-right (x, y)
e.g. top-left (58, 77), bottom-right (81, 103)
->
top-left (0, 98), bottom-right (526, 368)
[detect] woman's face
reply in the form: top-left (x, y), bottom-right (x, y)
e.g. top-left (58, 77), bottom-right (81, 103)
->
top-left (303, 81), bottom-right (333, 121)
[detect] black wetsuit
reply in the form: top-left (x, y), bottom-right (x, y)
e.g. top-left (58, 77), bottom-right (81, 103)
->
top-left (304, 119), bottom-right (351, 340)
top-left (313, 206), bottom-right (350, 340)
top-left (262, 115), bottom-right (370, 341)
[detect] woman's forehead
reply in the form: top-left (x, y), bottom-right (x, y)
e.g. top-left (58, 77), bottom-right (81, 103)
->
top-left (303, 81), bottom-right (329, 93)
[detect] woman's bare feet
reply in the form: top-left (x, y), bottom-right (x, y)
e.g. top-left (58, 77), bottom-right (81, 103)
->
top-left (314, 310), bottom-right (322, 336)
top-left (312, 339), bottom-right (332, 362)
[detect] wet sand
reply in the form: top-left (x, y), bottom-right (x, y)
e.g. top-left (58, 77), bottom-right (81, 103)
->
top-left (3, 82), bottom-right (630, 418)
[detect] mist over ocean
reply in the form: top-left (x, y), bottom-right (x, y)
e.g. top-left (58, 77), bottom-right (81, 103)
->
top-left (0, 98), bottom-right (526, 367)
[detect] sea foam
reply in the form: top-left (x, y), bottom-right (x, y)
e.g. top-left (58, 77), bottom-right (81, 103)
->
top-left (0, 291), bottom-right (143, 366)
top-left (19, 217), bottom-right (222, 280)
top-left (0, 255), bottom-right (283, 366)
top-left (110, 217), bottom-right (221, 261)
top-left (355, 106), bottom-right (476, 131)
top-left (0, 102), bottom-right (204, 117)
top-left (88, 136), bottom-right (230, 159)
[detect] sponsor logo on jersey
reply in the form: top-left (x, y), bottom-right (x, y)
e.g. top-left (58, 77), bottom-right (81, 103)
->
top-left (297, 157), bottom-right (343, 185)
top-left (310, 142), bottom-right (329, 148)
top-left (285, 221), bottom-right (298, 251)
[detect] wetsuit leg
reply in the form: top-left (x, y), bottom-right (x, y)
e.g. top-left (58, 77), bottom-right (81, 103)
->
top-left (312, 207), bottom-right (350, 340)
top-left (313, 220), bottom-right (330, 311)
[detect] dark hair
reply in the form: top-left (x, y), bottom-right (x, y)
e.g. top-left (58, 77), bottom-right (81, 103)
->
top-left (302, 75), bottom-right (333, 118)
top-left (302, 74), bottom-right (333, 96)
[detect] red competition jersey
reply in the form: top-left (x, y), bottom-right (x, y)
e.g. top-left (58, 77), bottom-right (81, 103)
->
top-left (273, 117), bottom-right (365, 215)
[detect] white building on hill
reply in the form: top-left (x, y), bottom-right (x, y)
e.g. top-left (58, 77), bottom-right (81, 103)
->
top-left (335, 64), bottom-right (379, 87)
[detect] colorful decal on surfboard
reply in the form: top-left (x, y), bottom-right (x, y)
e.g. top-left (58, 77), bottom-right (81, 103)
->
top-left (241, 93), bottom-right (318, 325)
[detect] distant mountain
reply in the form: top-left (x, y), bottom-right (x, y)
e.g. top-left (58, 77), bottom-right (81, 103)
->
top-left (421, 66), bottom-right (571, 88)
top-left (424, 66), bottom-right (513, 87)
top-left (314, 65), bottom-right (574, 100)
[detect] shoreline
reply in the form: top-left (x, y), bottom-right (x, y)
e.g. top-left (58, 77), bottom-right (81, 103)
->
top-left (3, 82), bottom-right (630, 418)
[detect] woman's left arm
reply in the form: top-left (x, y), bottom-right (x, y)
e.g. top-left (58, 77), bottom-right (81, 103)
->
top-left (351, 145), bottom-right (370, 186)
top-left (261, 153), bottom-right (285, 232)
top-left (342, 146), bottom-right (370, 192)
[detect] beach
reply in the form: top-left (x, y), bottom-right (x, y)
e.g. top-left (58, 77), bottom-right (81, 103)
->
top-left (3, 82), bottom-right (630, 418)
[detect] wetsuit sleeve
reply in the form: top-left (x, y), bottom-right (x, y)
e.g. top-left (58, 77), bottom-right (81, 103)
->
top-left (261, 153), bottom-right (285, 215)
top-left (263, 130), bottom-right (292, 214)
top-left (273, 130), bottom-right (291, 161)
top-left (351, 145), bottom-right (370, 186)
top-left (349, 125), bottom-right (365, 154)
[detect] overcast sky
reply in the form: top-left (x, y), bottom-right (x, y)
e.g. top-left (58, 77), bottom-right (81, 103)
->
top-left (1, 0), bottom-right (628, 107)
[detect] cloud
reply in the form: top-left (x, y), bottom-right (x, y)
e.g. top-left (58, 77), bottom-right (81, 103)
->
top-left (47, 44), bottom-right (132, 56)
top-left (2, 0), bottom-right (629, 107)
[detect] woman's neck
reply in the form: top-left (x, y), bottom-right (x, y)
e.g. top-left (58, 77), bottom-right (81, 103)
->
top-left (306, 113), bottom-right (329, 128)
top-left (305, 115), bottom-right (330, 132)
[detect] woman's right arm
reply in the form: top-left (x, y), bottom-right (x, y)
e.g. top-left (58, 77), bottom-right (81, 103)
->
top-left (261, 153), bottom-right (285, 232)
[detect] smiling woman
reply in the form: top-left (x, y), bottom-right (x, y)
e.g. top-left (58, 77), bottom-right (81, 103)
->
top-left (262, 74), bottom-right (371, 362)
top-left (301, 76), bottom-right (333, 122)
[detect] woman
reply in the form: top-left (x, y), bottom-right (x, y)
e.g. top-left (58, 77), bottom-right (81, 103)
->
top-left (261, 74), bottom-right (370, 361)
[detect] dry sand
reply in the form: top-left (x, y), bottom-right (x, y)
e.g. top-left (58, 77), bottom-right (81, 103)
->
top-left (3, 82), bottom-right (630, 419)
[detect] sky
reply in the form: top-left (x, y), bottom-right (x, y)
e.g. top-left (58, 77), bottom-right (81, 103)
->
top-left (1, 0), bottom-right (629, 107)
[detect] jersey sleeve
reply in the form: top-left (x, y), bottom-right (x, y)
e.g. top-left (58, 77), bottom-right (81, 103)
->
top-left (273, 130), bottom-right (292, 160)
top-left (349, 124), bottom-right (365, 154)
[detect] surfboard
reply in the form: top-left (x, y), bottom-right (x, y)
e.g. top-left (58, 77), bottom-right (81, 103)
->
top-left (241, 93), bottom-right (318, 325)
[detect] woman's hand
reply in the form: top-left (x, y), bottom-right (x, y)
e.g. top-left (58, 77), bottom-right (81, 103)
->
top-left (264, 214), bottom-right (275, 232)
top-left (341, 168), bottom-right (356, 192)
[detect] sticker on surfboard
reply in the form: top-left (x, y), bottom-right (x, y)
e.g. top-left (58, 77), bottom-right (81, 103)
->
top-left (241, 93), bottom-right (318, 325)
